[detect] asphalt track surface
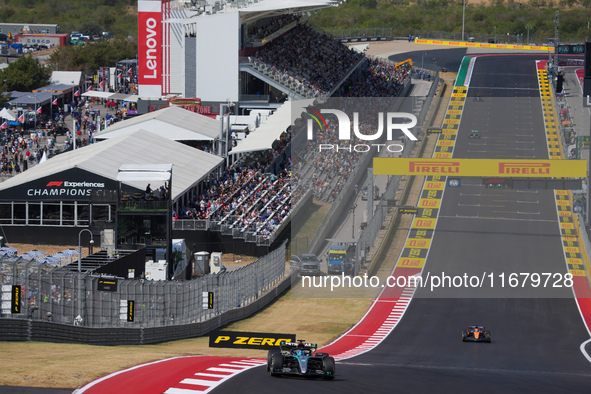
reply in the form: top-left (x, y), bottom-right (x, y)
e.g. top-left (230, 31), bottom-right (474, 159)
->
top-left (211, 55), bottom-right (591, 393)
top-left (389, 48), bottom-right (467, 72)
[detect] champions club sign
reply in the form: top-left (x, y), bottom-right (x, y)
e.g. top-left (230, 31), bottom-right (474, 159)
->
top-left (138, 0), bottom-right (162, 97)
top-left (1, 170), bottom-right (114, 201)
top-left (27, 180), bottom-right (106, 198)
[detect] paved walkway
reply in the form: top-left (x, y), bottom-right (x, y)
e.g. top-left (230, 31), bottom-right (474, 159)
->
top-left (1, 99), bottom-right (122, 183)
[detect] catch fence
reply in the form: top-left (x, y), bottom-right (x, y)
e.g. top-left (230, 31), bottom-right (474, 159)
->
top-left (0, 242), bottom-right (287, 329)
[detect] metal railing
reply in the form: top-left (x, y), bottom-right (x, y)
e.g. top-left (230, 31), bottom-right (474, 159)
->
top-left (0, 242), bottom-right (287, 328)
top-left (239, 94), bottom-right (270, 102)
top-left (324, 28), bottom-right (394, 40)
top-left (172, 219), bottom-right (208, 231)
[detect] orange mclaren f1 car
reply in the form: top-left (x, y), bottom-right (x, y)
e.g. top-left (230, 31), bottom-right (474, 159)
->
top-left (462, 325), bottom-right (491, 342)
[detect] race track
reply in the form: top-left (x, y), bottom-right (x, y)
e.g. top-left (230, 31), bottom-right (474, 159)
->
top-left (210, 55), bottom-right (591, 393)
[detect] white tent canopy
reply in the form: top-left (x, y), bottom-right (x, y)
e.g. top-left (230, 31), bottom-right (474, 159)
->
top-left (0, 130), bottom-right (224, 201)
top-left (0, 108), bottom-right (17, 121)
top-left (117, 164), bottom-right (173, 182)
top-left (231, 99), bottom-right (313, 155)
top-left (123, 95), bottom-right (139, 102)
top-left (95, 106), bottom-right (220, 141)
top-left (82, 91), bottom-right (114, 99)
top-left (51, 71), bottom-right (82, 86)
top-left (82, 91), bottom-right (140, 102)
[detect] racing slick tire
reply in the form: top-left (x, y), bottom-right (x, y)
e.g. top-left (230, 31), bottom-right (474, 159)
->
top-left (461, 331), bottom-right (467, 342)
top-left (485, 332), bottom-right (491, 343)
top-left (267, 349), bottom-right (281, 371)
top-left (269, 354), bottom-right (283, 377)
top-left (322, 356), bottom-right (336, 380)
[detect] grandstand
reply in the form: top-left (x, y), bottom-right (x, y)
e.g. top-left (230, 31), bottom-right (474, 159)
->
top-left (164, 0), bottom-right (415, 248)
top-left (154, 0), bottom-right (398, 103)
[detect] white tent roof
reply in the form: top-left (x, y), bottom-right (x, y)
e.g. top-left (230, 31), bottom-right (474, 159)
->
top-left (95, 106), bottom-right (220, 141)
top-left (0, 131), bottom-right (223, 201)
top-left (117, 164), bottom-right (173, 182)
top-left (0, 108), bottom-right (17, 121)
top-left (231, 99), bottom-right (313, 154)
top-left (82, 91), bottom-right (114, 99)
top-left (350, 43), bottom-right (370, 53)
top-left (123, 95), bottom-right (139, 102)
top-left (51, 71), bottom-right (82, 86)
top-left (38, 151), bottom-right (48, 164)
top-left (82, 91), bottom-right (139, 101)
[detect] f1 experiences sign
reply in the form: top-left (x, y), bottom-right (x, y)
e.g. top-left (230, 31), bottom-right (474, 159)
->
top-left (0, 169), bottom-right (116, 201)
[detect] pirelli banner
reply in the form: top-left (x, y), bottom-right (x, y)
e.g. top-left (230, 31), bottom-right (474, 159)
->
top-left (209, 330), bottom-right (296, 350)
top-left (11, 285), bottom-right (21, 314)
top-left (374, 158), bottom-right (587, 178)
top-left (414, 38), bottom-right (553, 52)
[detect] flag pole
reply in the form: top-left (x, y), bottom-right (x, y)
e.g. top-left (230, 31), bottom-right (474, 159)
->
top-left (73, 117), bottom-right (76, 150)
top-left (33, 95), bottom-right (37, 129)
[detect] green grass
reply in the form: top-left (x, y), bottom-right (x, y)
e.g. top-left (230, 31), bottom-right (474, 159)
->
top-left (289, 199), bottom-right (331, 256)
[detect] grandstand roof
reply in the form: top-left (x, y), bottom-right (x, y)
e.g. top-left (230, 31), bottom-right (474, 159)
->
top-left (231, 99), bottom-right (313, 155)
top-left (0, 130), bottom-right (224, 201)
top-left (239, 0), bottom-right (339, 13)
top-left (95, 106), bottom-right (220, 141)
top-left (167, 0), bottom-right (339, 22)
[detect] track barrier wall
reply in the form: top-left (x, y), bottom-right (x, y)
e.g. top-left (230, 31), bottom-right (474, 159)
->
top-left (0, 242), bottom-right (291, 344)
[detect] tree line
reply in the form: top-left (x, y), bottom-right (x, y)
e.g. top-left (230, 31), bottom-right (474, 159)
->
top-left (311, 0), bottom-right (591, 42)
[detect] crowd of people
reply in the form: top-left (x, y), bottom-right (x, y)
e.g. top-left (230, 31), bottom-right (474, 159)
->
top-left (255, 23), bottom-right (363, 96)
top-left (174, 164), bottom-right (293, 240)
top-left (339, 58), bottom-right (412, 97)
top-left (172, 25), bottom-right (415, 241)
top-left (292, 96), bottom-right (409, 203)
top-left (1, 131), bottom-right (49, 177)
top-left (246, 14), bottom-right (300, 41)
top-left (0, 94), bottom-right (134, 180)
top-left (292, 113), bottom-right (363, 203)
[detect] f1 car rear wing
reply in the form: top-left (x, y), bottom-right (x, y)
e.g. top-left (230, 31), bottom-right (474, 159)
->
top-left (279, 341), bottom-right (318, 351)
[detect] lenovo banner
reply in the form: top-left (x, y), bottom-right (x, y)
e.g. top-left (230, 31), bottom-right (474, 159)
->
top-left (138, 0), bottom-right (162, 97)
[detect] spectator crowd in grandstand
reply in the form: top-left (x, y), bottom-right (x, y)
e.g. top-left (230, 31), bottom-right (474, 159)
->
top-left (174, 22), bottom-right (414, 242)
top-left (338, 58), bottom-right (412, 97)
top-left (255, 24), bottom-right (364, 96)
top-left (246, 14), bottom-right (300, 41)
